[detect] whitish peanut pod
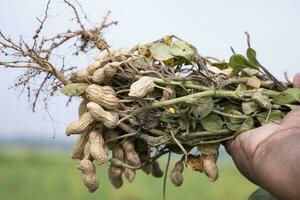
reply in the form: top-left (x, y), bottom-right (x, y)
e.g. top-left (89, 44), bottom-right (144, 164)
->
top-left (72, 132), bottom-right (89, 160)
top-left (152, 161), bottom-right (164, 178)
top-left (85, 84), bottom-right (119, 110)
top-left (83, 174), bottom-right (99, 193)
top-left (171, 161), bottom-right (184, 187)
top-left (83, 140), bottom-right (92, 160)
top-left (87, 60), bottom-right (105, 75)
top-left (108, 166), bottom-right (123, 189)
top-left (77, 159), bottom-right (96, 175)
top-left (89, 128), bottom-right (109, 165)
top-left (112, 146), bottom-right (125, 161)
top-left (92, 62), bottom-right (119, 84)
top-left (87, 102), bottom-right (119, 129)
top-left (78, 99), bottom-right (89, 117)
top-left (104, 130), bottom-right (120, 150)
top-left (203, 156), bottom-right (218, 182)
top-left (66, 112), bottom-right (94, 136)
top-left (128, 76), bottom-right (155, 98)
top-left (95, 49), bottom-right (110, 61)
top-left (124, 168), bottom-right (136, 183)
top-left (70, 68), bottom-right (90, 83)
top-left (122, 140), bottom-right (141, 167)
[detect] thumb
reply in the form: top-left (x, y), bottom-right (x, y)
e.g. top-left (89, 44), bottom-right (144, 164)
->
top-left (293, 72), bottom-right (300, 88)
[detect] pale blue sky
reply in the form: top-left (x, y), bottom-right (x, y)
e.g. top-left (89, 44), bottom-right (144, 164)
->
top-left (0, 0), bottom-right (299, 141)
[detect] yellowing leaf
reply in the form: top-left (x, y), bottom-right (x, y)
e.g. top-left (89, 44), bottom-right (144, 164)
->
top-left (62, 83), bottom-right (89, 96)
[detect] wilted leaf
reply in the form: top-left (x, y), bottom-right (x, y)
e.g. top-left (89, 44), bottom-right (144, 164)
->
top-left (273, 88), bottom-right (300, 105)
top-left (200, 114), bottom-right (223, 132)
top-left (225, 122), bottom-right (241, 131)
top-left (62, 83), bottom-right (89, 96)
top-left (252, 92), bottom-right (271, 109)
top-left (236, 83), bottom-right (247, 91)
top-left (248, 188), bottom-right (276, 200)
top-left (242, 102), bottom-right (260, 115)
top-left (190, 97), bottom-right (214, 119)
top-left (237, 117), bottom-right (254, 133)
top-left (171, 40), bottom-right (195, 61)
top-left (149, 43), bottom-right (175, 61)
top-left (242, 67), bottom-right (259, 76)
top-left (256, 110), bottom-right (285, 125)
top-left (211, 61), bottom-right (229, 69)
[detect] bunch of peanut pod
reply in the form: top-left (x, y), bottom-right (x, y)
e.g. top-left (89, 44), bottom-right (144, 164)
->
top-left (63, 35), bottom-right (300, 192)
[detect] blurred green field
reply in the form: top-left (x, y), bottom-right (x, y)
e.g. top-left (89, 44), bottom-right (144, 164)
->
top-left (0, 148), bottom-right (257, 200)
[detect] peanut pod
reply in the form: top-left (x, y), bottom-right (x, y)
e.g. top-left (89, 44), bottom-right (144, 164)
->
top-left (92, 62), bottom-right (119, 84)
top-left (71, 132), bottom-right (89, 160)
top-left (77, 159), bottom-right (99, 192)
top-left (66, 112), bottom-right (94, 136)
top-left (151, 161), bottom-right (164, 178)
top-left (171, 160), bottom-right (184, 187)
top-left (122, 140), bottom-right (141, 167)
top-left (108, 146), bottom-right (125, 188)
top-left (124, 168), bottom-right (136, 183)
top-left (87, 102), bottom-right (119, 129)
top-left (128, 76), bottom-right (155, 98)
top-left (70, 68), bottom-right (90, 83)
top-left (85, 84), bottom-right (119, 110)
top-left (104, 129), bottom-right (120, 150)
top-left (203, 155), bottom-right (218, 182)
top-left (78, 99), bottom-right (89, 117)
top-left (89, 128), bottom-right (109, 165)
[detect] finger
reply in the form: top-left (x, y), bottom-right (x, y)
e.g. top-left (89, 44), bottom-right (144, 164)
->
top-left (293, 72), bottom-right (300, 88)
top-left (223, 139), bottom-right (234, 156)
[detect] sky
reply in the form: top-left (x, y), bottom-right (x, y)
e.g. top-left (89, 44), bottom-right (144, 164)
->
top-left (0, 0), bottom-right (299, 142)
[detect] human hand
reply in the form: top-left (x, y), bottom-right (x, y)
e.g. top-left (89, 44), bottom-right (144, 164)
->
top-left (225, 73), bottom-right (300, 200)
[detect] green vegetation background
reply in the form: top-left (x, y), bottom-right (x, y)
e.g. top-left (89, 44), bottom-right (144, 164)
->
top-left (0, 148), bottom-right (257, 200)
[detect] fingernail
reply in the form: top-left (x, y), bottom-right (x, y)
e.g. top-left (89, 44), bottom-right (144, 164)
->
top-left (293, 73), bottom-right (300, 88)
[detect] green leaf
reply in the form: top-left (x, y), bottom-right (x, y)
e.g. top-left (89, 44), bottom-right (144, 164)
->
top-left (248, 188), bottom-right (276, 200)
top-left (229, 54), bottom-right (259, 74)
top-left (242, 102), bottom-right (260, 115)
top-left (200, 114), bottom-right (223, 132)
top-left (256, 110), bottom-right (285, 125)
top-left (237, 117), bottom-right (254, 133)
top-left (225, 122), bottom-right (241, 131)
top-left (189, 97), bottom-right (214, 119)
top-left (246, 48), bottom-right (259, 67)
top-left (273, 88), bottom-right (300, 105)
top-left (62, 83), bottom-right (89, 96)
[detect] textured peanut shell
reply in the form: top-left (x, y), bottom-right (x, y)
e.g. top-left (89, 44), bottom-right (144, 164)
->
top-left (70, 68), bottom-right (90, 83)
top-left (122, 140), bottom-right (141, 167)
top-left (203, 156), bottom-right (218, 182)
top-left (108, 166), bottom-right (123, 189)
top-left (87, 102), bottom-right (119, 129)
top-left (77, 159), bottom-right (96, 175)
top-left (83, 174), bottom-right (99, 193)
top-left (71, 132), bottom-right (89, 160)
top-left (171, 161), bottom-right (184, 187)
top-left (85, 84), bottom-right (119, 110)
top-left (66, 112), bottom-right (94, 136)
top-left (89, 128), bottom-right (109, 165)
top-left (124, 168), bottom-right (136, 183)
top-left (92, 62), bottom-right (118, 84)
top-left (78, 99), bottom-right (89, 117)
